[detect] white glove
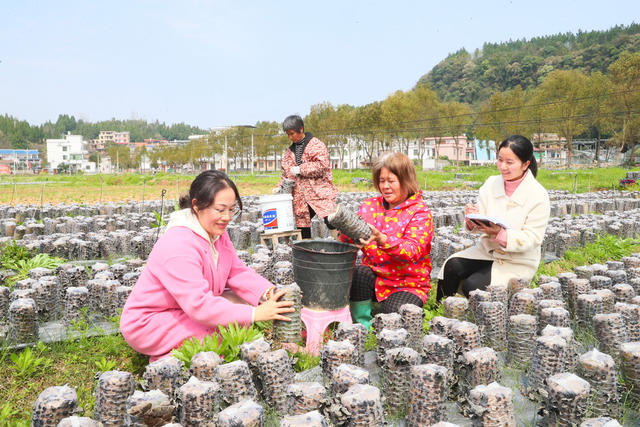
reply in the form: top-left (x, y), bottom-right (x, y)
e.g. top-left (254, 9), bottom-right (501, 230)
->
top-left (290, 166), bottom-right (300, 176)
top-left (272, 187), bottom-right (281, 194)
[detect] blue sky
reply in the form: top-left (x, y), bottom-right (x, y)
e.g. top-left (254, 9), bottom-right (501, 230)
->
top-left (2, 0), bottom-right (639, 130)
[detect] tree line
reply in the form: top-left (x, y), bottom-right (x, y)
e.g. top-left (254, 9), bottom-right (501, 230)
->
top-left (0, 115), bottom-right (207, 150)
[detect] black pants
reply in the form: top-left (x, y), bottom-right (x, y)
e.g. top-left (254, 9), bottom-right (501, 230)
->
top-left (300, 205), bottom-right (334, 239)
top-left (350, 264), bottom-right (423, 313)
top-left (437, 257), bottom-right (493, 301)
top-left (300, 227), bottom-right (312, 239)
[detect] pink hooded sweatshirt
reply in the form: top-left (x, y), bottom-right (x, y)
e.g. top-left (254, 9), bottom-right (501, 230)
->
top-left (120, 208), bottom-right (272, 361)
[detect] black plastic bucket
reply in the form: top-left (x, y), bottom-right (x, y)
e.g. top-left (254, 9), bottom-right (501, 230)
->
top-left (292, 240), bottom-right (359, 310)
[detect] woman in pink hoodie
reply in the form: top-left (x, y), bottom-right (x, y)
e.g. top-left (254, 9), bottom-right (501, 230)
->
top-left (120, 170), bottom-right (294, 361)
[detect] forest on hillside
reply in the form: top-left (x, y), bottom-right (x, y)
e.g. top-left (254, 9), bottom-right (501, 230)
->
top-left (417, 23), bottom-right (640, 104)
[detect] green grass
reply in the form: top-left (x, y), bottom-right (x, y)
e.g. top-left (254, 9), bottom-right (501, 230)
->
top-left (424, 165), bottom-right (636, 193)
top-left (1, 165), bottom-right (637, 205)
top-left (535, 234), bottom-right (640, 279)
top-left (423, 283), bottom-right (444, 333)
top-left (0, 171), bottom-right (188, 186)
top-left (572, 323), bottom-right (599, 351)
top-left (0, 335), bottom-right (147, 425)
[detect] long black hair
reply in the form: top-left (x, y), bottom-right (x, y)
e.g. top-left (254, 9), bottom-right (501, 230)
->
top-left (178, 170), bottom-right (242, 213)
top-left (498, 135), bottom-right (538, 177)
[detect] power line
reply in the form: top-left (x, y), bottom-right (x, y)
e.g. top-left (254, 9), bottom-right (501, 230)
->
top-left (184, 88), bottom-right (640, 147)
top-left (201, 87), bottom-right (640, 141)
top-left (401, 87), bottom-right (640, 125)
top-left (309, 109), bottom-right (640, 137)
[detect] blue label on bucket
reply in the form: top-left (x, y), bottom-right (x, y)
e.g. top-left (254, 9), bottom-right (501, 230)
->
top-left (263, 208), bottom-right (278, 229)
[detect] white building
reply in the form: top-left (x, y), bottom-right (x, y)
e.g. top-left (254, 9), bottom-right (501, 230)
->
top-left (46, 132), bottom-right (96, 173)
top-left (188, 134), bottom-right (207, 141)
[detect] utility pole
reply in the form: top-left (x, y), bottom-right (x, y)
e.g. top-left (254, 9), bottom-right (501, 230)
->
top-left (235, 125), bottom-right (256, 174)
top-left (224, 135), bottom-right (228, 172)
top-left (221, 125), bottom-right (256, 173)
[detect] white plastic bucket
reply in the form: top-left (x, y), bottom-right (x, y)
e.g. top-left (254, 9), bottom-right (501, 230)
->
top-left (258, 194), bottom-right (295, 234)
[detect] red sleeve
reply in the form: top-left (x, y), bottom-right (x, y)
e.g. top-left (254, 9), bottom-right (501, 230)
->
top-left (337, 232), bottom-right (354, 244)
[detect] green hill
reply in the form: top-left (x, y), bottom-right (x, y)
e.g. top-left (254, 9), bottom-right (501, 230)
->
top-left (416, 23), bottom-right (640, 104)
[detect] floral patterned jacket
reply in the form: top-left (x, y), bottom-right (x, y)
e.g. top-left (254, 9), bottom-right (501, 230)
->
top-left (279, 136), bottom-right (338, 227)
top-left (340, 191), bottom-right (434, 303)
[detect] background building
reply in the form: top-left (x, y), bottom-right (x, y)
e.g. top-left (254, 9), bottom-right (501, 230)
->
top-left (99, 130), bottom-right (130, 145)
top-left (46, 132), bottom-right (96, 173)
top-left (0, 149), bottom-right (41, 172)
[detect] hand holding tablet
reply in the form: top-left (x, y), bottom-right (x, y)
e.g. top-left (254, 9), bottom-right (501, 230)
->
top-left (465, 213), bottom-right (509, 229)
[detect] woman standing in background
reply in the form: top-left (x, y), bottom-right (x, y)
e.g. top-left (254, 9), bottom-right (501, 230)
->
top-left (273, 115), bottom-right (337, 239)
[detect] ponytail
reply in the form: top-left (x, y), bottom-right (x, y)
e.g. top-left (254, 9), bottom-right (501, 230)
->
top-left (528, 154), bottom-right (538, 178)
top-left (178, 194), bottom-right (192, 210)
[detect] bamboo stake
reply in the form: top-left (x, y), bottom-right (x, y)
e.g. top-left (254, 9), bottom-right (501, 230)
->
top-left (141, 177), bottom-right (146, 213)
top-left (10, 179), bottom-right (16, 206)
top-left (39, 180), bottom-right (46, 211)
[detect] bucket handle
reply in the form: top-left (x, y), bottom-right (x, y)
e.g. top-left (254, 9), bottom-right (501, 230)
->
top-left (293, 243), bottom-right (358, 255)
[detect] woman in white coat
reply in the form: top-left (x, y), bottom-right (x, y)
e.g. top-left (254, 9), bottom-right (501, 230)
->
top-left (436, 135), bottom-right (550, 300)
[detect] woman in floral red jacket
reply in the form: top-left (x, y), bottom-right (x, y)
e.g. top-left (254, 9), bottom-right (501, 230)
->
top-left (340, 152), bottom-right (434, 329)
top-left (274, 115), bottom-right (338, 239)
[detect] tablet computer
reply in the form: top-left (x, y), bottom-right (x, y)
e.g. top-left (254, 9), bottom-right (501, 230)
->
top-left (465, 213), bottom-right (509, 229)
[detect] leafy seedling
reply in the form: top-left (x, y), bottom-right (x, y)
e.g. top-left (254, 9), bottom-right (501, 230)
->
top-left (10, 347), bottom-right (44, 378)
top-left (95, 356), bottom-right (117, 372)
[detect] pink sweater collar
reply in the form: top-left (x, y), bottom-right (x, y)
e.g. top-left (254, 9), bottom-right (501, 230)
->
top-left (504, 170), bottom-right (528, 197)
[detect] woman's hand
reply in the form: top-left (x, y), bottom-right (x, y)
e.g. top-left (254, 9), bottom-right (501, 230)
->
top-left (254, 289), bottom-right (295, 322)
top-left (465, 203), bottom-right (479, 215)
top-left (473, 221), bottom-right (502, 238)
top-left (464, 203), bottom-right (479, 230)
top-left (357, 223), bottom-right (388, 247)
